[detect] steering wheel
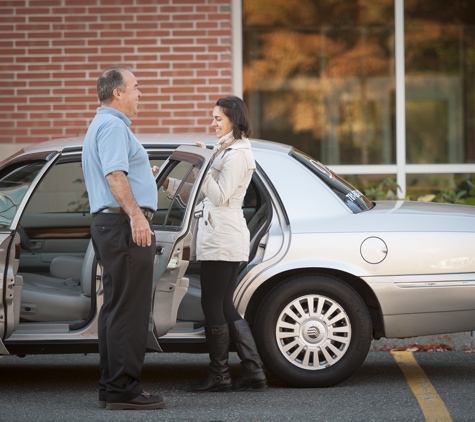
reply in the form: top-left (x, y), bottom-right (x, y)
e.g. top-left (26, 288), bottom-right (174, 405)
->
top-left (16, 225), bottom-right (34, 253)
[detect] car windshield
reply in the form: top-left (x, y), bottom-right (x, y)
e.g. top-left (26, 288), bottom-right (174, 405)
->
top-left (290, 149), bottom-right (374, 213)
top-left (0, 162), bottom-right (44, 228)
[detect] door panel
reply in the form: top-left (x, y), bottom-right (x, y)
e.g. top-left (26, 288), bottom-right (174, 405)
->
top-left (149, 145), bottom-right (212, 339)
top-left (0, 232), bottom-right (22, 348)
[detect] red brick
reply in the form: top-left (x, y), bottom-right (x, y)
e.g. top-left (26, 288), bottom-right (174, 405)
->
top-left (172, 14), bottom-right (206, 21)
top-left (51, 7), bottom-right (87, 14)
top-left (161, 70), bottom-right (194, 77)
top-left (160, 22), bottom-right (194, 29)
top-left (161, 103), bottom-right (196, 110)
top-left (136, 14), bottom-right (170, 22)
top-left (100, 30), bottom-right (134, 38)
top-left (123, 6), bottom-right (159, 14)
top-left (161, 38), bottom-right (196, 45)
top-left (175, 110), bottom-right (208, 117)
top-left (135, 30), bottom-right (169, 38)
top-left (29, 16), bottom-right (62, 23)
top-left (196, 39), bottom-right (219, 46)
top-left (172, 0), bottom-right (206, 4)
top-left (162, 118), bottom-right (195, 126)
top-left (27, 48), bottom-right (63, 55)
top-left (64, 15), bottom-right (97, 22)
top-left (173, 62), bottom-right (206, 69)
top-left (88, 39), bottom-right (122, 46)
top-left (197, 21), bottom-right (218, 29)
top-left (160, 54), bottom-right (194, 61)
top-left (17, 104), bottom-right (51, 111)
top-left (173, 78), bottom-right (207, 85)
top-left (161, 6), bottom-right (194, 13)
top-left (197, 70), bottom-right (220, 77)
top-left (89, 23), bottom-right (123, 30)
top-left (173, 94), bottom-right (207, 101)
top-left (171, 30), bottom-right (206, 37)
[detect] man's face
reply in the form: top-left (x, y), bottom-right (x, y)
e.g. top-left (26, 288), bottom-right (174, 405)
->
top-left (116, 70), bottom-right (141, 118)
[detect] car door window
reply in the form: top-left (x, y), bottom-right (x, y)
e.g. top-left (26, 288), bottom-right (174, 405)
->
top-left (154, 160), bottom-right (200, 229)
top-left (0, 162), bottom-right (44, 229)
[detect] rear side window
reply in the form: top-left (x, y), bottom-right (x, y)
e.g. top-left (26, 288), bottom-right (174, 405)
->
top-left (290, 149), bottom-right (373, 213)
top-left (24, 160), bottom-right (89, 213)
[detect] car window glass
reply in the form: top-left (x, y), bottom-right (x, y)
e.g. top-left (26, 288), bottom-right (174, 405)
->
top-left (290, 148), bottom-right (374, 213)
top-left (24, 161), bottom-right (89, 213)
top-left (154, 160), bottom-right (199, 229)
top-left (0, 162), bottom-right (44, 228)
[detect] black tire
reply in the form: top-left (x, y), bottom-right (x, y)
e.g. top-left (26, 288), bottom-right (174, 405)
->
top-left (255, 274), bottom-right (372, 387)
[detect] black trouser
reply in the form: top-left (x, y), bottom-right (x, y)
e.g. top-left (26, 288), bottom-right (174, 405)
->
top-left (200, 260), bottom-right (242, 326)
top-left (90, 212), bottom-right (155, 403)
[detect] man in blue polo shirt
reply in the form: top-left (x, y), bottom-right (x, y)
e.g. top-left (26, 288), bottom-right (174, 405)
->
top-left (82, 65), bottom-right (164, 410)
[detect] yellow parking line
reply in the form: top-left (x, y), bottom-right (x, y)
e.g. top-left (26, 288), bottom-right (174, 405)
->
top-left (392, 351), bottom-right (452, 422)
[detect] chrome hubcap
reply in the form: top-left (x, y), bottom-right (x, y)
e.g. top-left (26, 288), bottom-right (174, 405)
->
top-left (276, 294), bottom-right (351, 370)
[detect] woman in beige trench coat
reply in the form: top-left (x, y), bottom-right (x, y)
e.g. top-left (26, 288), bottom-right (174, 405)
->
top-left (164, 96), bottom-right (267, 392)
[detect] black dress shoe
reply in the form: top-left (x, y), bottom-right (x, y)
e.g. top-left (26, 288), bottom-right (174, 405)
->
top-left (106, 391), bottom-right (166, 410)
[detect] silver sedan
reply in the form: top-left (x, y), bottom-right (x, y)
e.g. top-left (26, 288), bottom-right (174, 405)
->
top-left (1, 134), bottom-right (474, 387)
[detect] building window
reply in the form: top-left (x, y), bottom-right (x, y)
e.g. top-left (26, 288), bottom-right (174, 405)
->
top-left (243, 0), bottom-right (396, 166)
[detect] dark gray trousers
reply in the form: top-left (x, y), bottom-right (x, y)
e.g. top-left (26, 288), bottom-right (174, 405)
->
top-left (90, 212), bottom-right (155, 403)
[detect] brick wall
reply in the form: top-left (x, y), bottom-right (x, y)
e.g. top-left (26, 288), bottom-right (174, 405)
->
top-left (0, 0), bottom-right (233, 160)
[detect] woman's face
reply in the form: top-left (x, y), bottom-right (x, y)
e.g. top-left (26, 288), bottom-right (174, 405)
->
top-left (211, 106), bottom-right (233, 138)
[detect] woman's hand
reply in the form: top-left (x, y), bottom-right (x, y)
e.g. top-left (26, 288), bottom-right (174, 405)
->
top-left (196, 141), bottom-right (206, 149)
top-left (151, 165), bottom-right (159, 177)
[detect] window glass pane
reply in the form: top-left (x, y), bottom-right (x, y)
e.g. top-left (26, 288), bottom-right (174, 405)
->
top-left (405, 2), bottom-right (475, 164)
top-left (24, 161), bottom-right (89, 213)
top-left (342, 174), bottom-right (399, 200)
top-left (243, 0), bottom-right (396, 165)
top-left (0, 162), bottom-right (44, 228)
top-left (406, 173), bottom-right (475, 205)
top-left (156, 161), bottom-right (198, 229)
top-left (290, 149), bottom-right (373, 213)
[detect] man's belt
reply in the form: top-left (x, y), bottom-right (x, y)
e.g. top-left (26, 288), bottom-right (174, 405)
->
top-left (98, 207), bottom-right (154, 220)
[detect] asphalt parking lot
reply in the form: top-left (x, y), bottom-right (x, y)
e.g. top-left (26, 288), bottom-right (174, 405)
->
top-left (0, 350), bottom-right (474, 422)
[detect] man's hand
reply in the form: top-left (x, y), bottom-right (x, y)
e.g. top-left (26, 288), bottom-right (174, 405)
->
top-left (151, 165), bottom-right (159, 177)
top-left (130, 212), bottom-right (155, 247)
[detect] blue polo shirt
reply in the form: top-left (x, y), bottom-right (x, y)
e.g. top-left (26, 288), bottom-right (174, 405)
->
top-left (82, 107), bottom-right (157, 214)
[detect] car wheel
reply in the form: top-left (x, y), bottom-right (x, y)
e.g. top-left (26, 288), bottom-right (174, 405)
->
top-left (255, 274), bottom-right (372, 387)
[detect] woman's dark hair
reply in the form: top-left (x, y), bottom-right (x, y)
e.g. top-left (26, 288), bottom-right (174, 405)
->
top-left (215, 96), bottom-right (253, 139)
top-left (97, 65), bottom-right (132, 104)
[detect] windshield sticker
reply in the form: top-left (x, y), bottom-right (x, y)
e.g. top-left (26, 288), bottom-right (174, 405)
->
top-left (346, 190), bottom-right (362, 202)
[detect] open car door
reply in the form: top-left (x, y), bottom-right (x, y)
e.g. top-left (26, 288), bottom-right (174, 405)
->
top-left (147, 145), bottom-right (212, 350)
top-left (0, 150), bottom-right (58, 354)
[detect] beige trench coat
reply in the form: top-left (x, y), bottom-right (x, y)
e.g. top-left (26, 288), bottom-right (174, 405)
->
top-left (194, 138), bottom-right (256, 261)
top-left (165, 138), bottom-right (256, 261)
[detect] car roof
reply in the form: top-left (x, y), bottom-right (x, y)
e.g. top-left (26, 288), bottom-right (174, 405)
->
top-left (16, 134), bottom-right (292, 157)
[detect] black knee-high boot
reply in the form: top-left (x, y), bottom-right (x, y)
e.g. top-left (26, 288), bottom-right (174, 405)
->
top-left (229, 319), bottom-right (267, 391)
top-left (186, 324), bottom-right (233, 392)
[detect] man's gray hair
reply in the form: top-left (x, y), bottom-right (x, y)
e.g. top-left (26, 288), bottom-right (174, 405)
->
top-left (97, 65), bottom-right (133, 104)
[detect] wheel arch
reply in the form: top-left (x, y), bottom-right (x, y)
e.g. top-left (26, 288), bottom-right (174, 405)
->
top-left (243, 267), bottom-right (385, 340)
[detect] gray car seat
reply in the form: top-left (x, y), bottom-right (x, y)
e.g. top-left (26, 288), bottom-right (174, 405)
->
top-left (19, 240), bottom-right (95, 322)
